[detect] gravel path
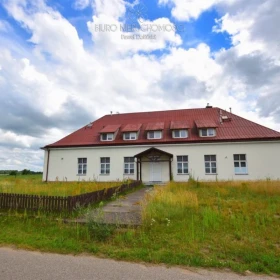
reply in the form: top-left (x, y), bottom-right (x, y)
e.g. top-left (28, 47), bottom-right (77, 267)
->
top-left (1, 247), bottom-right (278, 280)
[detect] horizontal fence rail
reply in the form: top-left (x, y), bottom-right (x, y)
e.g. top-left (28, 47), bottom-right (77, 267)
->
top-left (0, 181), bottom-right (141, 212)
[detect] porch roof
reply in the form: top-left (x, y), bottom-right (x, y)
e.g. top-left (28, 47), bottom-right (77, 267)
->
top-left (134, 147), bottom-right (173, 159)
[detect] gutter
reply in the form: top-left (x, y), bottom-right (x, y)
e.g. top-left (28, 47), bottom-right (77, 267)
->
top-left (45, 149), bottom-right (50, 182)
top-left (42, 137), bottom-right (280, 149)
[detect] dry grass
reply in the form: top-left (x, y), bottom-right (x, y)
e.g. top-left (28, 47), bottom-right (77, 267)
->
top-left (200, 180), bottom-right (280, 195)
top-left (0, 175), bottom-right (124, 196)
top-left (139, 179), bottom-right (280, 274)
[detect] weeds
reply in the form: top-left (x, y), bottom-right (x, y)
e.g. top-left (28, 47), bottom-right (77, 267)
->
top-left (0, 180), bottom-right (280, 275)
top-left (0, 174), bottom-right (127, 196)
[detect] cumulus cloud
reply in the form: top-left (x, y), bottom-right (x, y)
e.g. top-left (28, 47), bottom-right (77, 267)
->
top-left (0, 0), bottom-right (280, 171)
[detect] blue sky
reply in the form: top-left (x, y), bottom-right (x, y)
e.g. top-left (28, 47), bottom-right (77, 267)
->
top-left (0, 0), bottom-right (279, 171)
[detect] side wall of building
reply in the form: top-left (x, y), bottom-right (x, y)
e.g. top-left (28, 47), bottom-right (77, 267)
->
top-left (43, 141), bottom-right (280, 182)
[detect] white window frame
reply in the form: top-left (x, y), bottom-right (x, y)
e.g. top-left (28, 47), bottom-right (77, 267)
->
top-left (200, 128), bottom-right (216, 137)
top-left (147, 131), bottom-right (162, 139)
top-left (177, 156), bottom-right (188, 174)
top-left (100, 157), bottom-right (110, 174)
top-left (172, 130), bottom-right (188, 139)
top-left (234, 154), bottom-right (248, 174)
top-left (78, 158), bottom-right (87, 175)
top-left (123, 132), bottom-right (137, 140)
top-left (204, 155), bottom-right (217, 174)
top-left (124, 157), bottom-right (135, 174)
top-left (101, 133), bottom-right (114, 141)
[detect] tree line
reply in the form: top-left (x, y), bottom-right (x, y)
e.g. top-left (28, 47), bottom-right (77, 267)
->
top-left (0, 170), bottom-right (43, 176)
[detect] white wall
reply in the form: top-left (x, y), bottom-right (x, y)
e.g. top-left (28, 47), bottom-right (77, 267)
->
top-left (43, 141), bottom-right (280, 182)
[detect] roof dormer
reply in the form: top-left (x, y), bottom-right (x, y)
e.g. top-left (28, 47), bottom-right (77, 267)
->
top-left (122, 124), bottom-right (142, 141)
top-left (145, 122), bottom-right (164, 140)
top-left (195, 120), bottom-right (217, 138)
top-left (170, 121), bottom-right (190, 139)
top-left (100, 125), bottom-right (120, 141)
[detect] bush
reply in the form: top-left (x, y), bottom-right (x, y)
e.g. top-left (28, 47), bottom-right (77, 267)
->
top-left (9, 171), bottom-right (17, 176)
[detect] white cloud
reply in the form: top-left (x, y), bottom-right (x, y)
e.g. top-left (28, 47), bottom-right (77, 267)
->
top-left (158, 0), bottom-right (236, 21)
top-left (1, 0), bottom-right (280, 171)
top-left (93, 0), bottom-right (126, 19)
top-left (74, 0), bottom-right (91, 10)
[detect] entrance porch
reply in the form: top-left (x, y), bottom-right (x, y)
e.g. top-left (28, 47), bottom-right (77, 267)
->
top-left (134, 147), bottom-right (173, 184)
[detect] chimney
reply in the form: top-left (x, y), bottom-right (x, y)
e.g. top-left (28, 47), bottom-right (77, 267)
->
top-left (206, 103), bottom-right (213, 108)
top-left (229, 107), bottom-right (232, 113)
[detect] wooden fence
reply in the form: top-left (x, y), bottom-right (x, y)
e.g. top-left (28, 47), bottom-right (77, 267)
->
top-left (0, 181), bottom-right (141, 212)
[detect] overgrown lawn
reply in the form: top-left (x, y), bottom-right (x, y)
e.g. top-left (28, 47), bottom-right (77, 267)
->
top-left (0, 179), bottom-right (279, 275)
top-left (0, 175), bottom-right (124, 196)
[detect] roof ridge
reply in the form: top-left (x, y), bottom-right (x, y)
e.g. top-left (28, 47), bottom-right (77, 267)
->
top-left (99, 107), bottom-right (217, 119)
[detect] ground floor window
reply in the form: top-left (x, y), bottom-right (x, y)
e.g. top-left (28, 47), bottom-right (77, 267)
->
top-left (177, 156), bottom-right (188, 174)
top-left (100, 157), bottom-right (110, 174)
top-left (234, 154), bottom-right (248, 174)
top-left (124, 157), bottom-right (135, 174)
top-left (204, 155), bottom-right (217, 174)
top-left (78, 158), bottom-right (87, 175)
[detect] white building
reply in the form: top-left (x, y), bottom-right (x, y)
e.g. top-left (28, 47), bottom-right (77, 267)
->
top-left (42, 106), bottom-right (280, 182)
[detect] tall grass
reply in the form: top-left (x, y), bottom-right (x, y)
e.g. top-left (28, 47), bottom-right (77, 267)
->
top-left (139, 180), bottom-right (280, 273)
top-left (0, 175), bottom-right (126, 196)
top-left (1, 179), bottom-right (280, 274)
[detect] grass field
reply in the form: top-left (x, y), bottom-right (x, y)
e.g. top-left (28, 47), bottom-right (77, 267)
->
top-left (0, 179), bottom-right (280, 274)
top-left (0, 175), bottom-right (125, 196)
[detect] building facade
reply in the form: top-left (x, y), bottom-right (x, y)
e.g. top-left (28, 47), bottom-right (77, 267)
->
top-left (42, 107), bottom-right (280, 182)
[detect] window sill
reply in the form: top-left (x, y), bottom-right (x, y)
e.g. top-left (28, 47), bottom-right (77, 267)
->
top-left (205, 173), bottom-right (218, 175)
top-left (235, 173), bottom-right (249, 175)
top-left (123, 174), bottom-right (135, 175)
top-left (177, 173), bottom-right (189, 175)
top-left (100, 174), bottom-right (110, 176)
top-left (77, 174), bottom-right (86, 176)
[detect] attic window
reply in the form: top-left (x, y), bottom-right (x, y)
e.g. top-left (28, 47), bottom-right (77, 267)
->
top-left (123, 132), bottom-right (137, 140)
top-left (101, 133), bottom-right (114, 141)
top-left (200, 128), bottom-right (216, 137)
top-left (147, 131), bottom-right (162, 139)
top-left (172, 130), bottom-right (188, 138)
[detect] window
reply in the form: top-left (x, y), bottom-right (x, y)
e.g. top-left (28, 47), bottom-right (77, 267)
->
top-left (124, 157), bottom-right (134, 174)
top-left (200, 128), bottom-right (216, 137)
top-left (234, 154), bottom-right (248, 174)
top-left (123, 132), bottom-right (137, 140)
top-left (101, 133), bottom-right (114, 141)
top-left (173, 130), bottom-right (188, 138)
top-left (100, 157), bottom-right (110, 174)
top-left (147, 131), bottom-right (162, 139)
top-left (177, 156), bottom-right (188, 174)
top-left (78, 158), bottom-right (87, 175)
top-left (204, 155), bottom-right (217, 174)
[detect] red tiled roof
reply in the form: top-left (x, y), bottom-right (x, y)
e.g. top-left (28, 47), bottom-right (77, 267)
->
top-left (100, 124), bottom-right (120, 133)
top-left (145, 122), bottom-right (165, 131)
top-left (122, 124), bottom-right (142, 132)
top-left (170, 121), bottom-right (190, 129)
top-left (195, 120), bottom-right (218, 128)
top-left (45, 107), bottom-right (280, 148)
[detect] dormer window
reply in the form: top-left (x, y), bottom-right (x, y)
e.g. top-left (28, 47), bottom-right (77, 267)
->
top-left (147, 131), bottom-right (162, 139)
top-left (145, 122), bottom-right (164, 140)
top-left (195, 120), bottom-right (217, 138)
top-left (172, 129), bottom-right (188, 138)
top-left (123, 132), bottom-right (137, 140)
top-left (200, 128), bottom-right (216, 137)
top-left (101, 133), bottom-right (114, 141)
top-left (99, 124), bottom-right (120, 142)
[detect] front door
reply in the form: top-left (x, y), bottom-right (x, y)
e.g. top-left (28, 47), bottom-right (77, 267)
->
top-left (150, 162), bottom-right (162, 182)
